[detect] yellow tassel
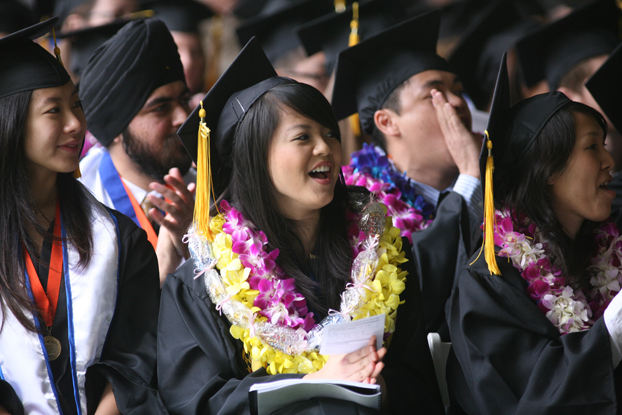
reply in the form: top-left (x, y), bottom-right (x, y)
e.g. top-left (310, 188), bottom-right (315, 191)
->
top-left (52, 28), bottom-right (64, 67)
top-left (73, 165), bottom-right (81, 179)
top-left (483, 131), bottom-right (501, 275)
top-left (348, 3), bottom-right (361, 137)
top-left (334, 0), bottom-right (346, 13)
top-left (195, 101), bottom-right (217, 241)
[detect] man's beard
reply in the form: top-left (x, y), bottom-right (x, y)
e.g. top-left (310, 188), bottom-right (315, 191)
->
top-left (122, 127), bottom-right (192, 182)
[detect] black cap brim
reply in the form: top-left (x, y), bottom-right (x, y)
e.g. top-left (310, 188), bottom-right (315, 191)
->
top-left (586, 41), bottom-right (622, 134)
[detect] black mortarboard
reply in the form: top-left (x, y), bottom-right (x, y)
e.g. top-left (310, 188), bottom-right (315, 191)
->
top-left (177, 38), bottom-right (295, 237)
top-left (586, 41), bottom-right (622, 134)
top-left (146, 0), bottom-right (213, 34)
top-left (480, 52), bottom-right (570, 275)
top-left (516, 0), bottom-right (622, 90)
top-left (57, 19), bottom-right (129, 78)
top-left (332, 9), bottom-right (451, 135)
top-left (448, 0), bottom-right (538, 110)
top-left (0, 0), bottom-right (36, 35)
top-left (80, 18), bottom-right (185, 146)
top-left (177, 37), bottom-right (293, 183)
top-left (235, 0), bottom-right (334, 64)
top-left (296, 0), bottom-right (405, 75)
top-left (233, 0), bottom-right (271, 20)
top-left (0, 17), bottom-right (70, 100)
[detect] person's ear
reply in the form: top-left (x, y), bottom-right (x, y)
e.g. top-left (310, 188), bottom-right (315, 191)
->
top-left (374, 109), bottom-right (400, 138)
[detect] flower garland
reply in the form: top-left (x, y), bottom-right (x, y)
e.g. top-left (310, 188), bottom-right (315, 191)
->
top-left (342, 144), bottom-right (434, 243)
top-left (493, 209), bottom-right (622, 334)
top-left (186, 200), bottom-right (408, 375)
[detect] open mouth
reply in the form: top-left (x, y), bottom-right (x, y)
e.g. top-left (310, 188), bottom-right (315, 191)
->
top-left (309, 165), bottom-right (331, 180)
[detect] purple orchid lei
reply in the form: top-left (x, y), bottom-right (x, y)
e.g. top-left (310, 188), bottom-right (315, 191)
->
top-left (219, 200), bottom-right (316, 331)
top-left (343, 144), bottom-right (434, 243)
top-left (493, 209), bottom-right (622, 334)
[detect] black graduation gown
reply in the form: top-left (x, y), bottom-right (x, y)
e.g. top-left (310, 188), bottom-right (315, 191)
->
top-left (409, 191), bottom-right (475, 340)
top-left (0, 210), bottom-right (166, 415)
top-left (446, 251), bottom-right (622, 415)
top-left (157, 245), bottom-right (445, 415)
top-left (609, 173), bottom-right (622, 231)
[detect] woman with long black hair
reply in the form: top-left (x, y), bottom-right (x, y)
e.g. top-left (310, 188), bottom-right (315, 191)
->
top-left (447, 54), bottom-right (622, 414)
top-left (157, 38), bottom-right (444, 415)
top-left (0, 19), bottom-right (164, 415)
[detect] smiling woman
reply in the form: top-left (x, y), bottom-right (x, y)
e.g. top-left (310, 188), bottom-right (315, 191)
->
top-left (0, 18), bottom-right (165, 415)
top-left (447, 54), bottom-right (622, 414)
top-left (158, 38), bottom-right (444, 415)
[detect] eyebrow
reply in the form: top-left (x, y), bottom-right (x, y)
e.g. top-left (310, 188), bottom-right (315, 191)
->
top-left (285, 124), bottom-right (312, 132)
top-left (144, 87), bottom-right (191, 109)
top-left (421, 76), bottom-right (462, 91)
top-left (41, 88), bottom-right (79, 105)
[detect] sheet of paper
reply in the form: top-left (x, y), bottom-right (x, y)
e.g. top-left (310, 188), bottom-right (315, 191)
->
top-left (319, 314), bottom-right (385, 355)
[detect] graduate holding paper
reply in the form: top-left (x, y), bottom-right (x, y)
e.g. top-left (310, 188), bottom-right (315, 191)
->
top-left (157, 38), bottom-right (443, 415)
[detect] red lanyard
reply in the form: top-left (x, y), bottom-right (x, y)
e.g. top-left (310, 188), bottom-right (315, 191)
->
top-left (24, 201), bottom-right (63, 329)
top-left (121, 180), bottom-right (159, 249)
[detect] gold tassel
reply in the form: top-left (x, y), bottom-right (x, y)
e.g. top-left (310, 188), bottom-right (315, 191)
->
top-left (483, 131), bottom-right (500, 275)
top-left (195, 101), bottom-right (215, 241)
top-left (348, 3), bottom-right (361, 137)
top-left (334, 0), bottom-right (346, 13)
top-left (73, 165), bottom-right (81, 179)
top-left (52, 28), bottom-right (64, 67)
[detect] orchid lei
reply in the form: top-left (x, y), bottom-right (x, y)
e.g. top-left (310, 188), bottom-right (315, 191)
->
top-left (342, 144), bottom-right (434, 243)
top-left (493, 209), bottom-right (622, 334)
top-left (185, 200), bottom-right (408, 375)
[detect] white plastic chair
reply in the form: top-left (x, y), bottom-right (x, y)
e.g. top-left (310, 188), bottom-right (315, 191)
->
top-left (427, 332), bottom-right (452, 413)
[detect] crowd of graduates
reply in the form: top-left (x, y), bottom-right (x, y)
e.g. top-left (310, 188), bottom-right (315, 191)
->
top-left (1, 0), bottom-right (622, 414)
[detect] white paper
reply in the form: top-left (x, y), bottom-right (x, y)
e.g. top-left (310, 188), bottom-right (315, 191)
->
top-left (319, 314), bottom-right (385, 355)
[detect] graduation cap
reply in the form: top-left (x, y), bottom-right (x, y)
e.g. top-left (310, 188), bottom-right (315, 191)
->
top-left (177, 37), bottom-right (295, 238)
top-left (0, 17), bottom-right (70, 100)
top-left (332, 9), bottom-right (451, 135)
top-left (235, 0), bottom-right (334, 64)
top-left (0, 0), bottom-right (36, 35)
top-left (296, 0), bottom-right (405, 75)
top-left (233, 0), bottom-right (271, 20)
top-left (516, 0), bottom-right (622, 90)
top-left (586, 41), bottom-right (622, 134)
top-left (80, 18), bottom-right (185, 146)
top-left (479, 52), bottom-right (570, 275)
top-left (57, 19), bottom-right (129, 78)
top-left (146, 0), bottom-right (213, 34)
top-left (448, 0), bottom-right (538, 110)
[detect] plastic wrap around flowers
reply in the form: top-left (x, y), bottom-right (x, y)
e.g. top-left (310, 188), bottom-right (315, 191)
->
top-left (186, 200), bottom-right (407, 375)
top-left (342, 144), bottom-right (433, 243)
top-left (492, 209), bottom-right (622, 334)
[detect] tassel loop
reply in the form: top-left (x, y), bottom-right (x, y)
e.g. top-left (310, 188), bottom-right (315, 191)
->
top-left (194, 101), bottom-right (218, 241)
top-left (483, 131), bottom-right (501, 275)
top-left (348, 3), bottom-right (361, 137)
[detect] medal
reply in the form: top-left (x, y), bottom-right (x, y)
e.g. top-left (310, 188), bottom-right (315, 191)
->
top-left (24, 201), bottom-right (64, 361)
top-left (44, 332), bottom-right (62, 361)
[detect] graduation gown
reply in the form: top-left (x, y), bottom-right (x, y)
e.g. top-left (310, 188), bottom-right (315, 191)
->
top-left (410, 191), bottom-right (475, 339)
top-left (446, 251), bottom-right (622, 415)
top-left (157, 246), bottom-right (445, 415)
top-left (0, 205), bottom-right (166, 415)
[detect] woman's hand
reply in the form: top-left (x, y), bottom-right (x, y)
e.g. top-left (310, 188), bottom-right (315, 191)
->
top-left (94, 382), bottom-right (120, 415)
top-left (304, 336), bottom-right (386, 383)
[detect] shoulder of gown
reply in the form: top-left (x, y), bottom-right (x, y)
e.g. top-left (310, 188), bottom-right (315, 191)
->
top-left (446, 251), bottom-right (619, 415)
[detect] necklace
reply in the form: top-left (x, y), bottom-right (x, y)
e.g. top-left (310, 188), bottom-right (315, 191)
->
top-left (185, 199), bottom-right (408, 374)
top-left (342, 144), bottom-right (433, 243)
top-left (493, 209), bottom-right (622, 334)
top-left (24, 200), bottom-right (63, 360)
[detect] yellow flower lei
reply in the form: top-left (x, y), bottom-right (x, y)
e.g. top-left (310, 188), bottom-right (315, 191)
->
top-left (205, 207), bottom-right (408, 375)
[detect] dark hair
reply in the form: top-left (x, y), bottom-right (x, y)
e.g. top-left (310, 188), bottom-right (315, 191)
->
top-left (371, 78), bottom-right (411, 151)
top-left (0, 90), bottom-right (94, 332)
top-left (495, 102), bottom-right (608, 288)
top-left (220, 82), bottom-right (351, 319)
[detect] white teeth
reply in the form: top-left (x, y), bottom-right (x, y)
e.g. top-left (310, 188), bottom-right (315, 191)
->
top-left (311, 165), bottom-right (330, 173)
